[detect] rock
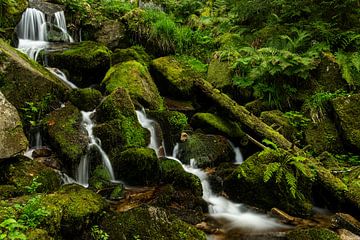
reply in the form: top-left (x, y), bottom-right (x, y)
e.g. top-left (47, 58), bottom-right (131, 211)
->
top-left (305, 114), bottom-right (344, 154)
top-left (223, 149), bottom-right (314, 216)
top-left (331, 94), bottom-right (360, 152)
top-left (111, 148), bottom-right (160, 186)
top-left (190, 112), bottom-right (247, 144)
top-left (159, 158), bottom-right (202, 196)
top-left (32, 147), bottom-right (52, 158)
top-left (29, 1), bottom-right (64, 15)
top-left (0, 39), bottom-right (67, 111)
top-left (46, 103), bottom-right (87, 174)
top-left (207, 59), bottom-right (233, 89)
top-left (93, 20), bottom-right (129, 50)
top-left (286, 227), bottom-right (340, 240)
top-left (345, 167), bottom-right (360, 217)
top-left (100, 205), bottom-right (206, 239)
top-left (67, 88), bottom-right (102, 111)
top-left (150, 56), bottom-right (199, 99)
top-left (46, 41), bottom-right (111, 87)
top-left (333, 213), bottom-right (360, 236)
top-left (0, 91), bottom-right (28, 159)
top-left (111, 45), bottom-right (151, 66)
top-left (101, 60), bottom-right (163, 110)
top-left (0, 0), bottom-right (27, 38)
top-left (177, 133), bottom-right (235, 168)
top-left (164, 98), bottom-right (196, 114)
top-left (180, 132), bottom-right (189, 142)
top-left (260, 110), bottom-right (297, 142)
top-left (245, 99), bottom-right (271, 116)
top-left (147, 110), bottom-right (188, 155)
top-left (337, 229), bottom-right (360, 240)
top-left (0, 185), bottom-right (22, 200)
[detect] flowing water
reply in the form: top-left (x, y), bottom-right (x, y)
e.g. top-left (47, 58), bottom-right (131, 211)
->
top-left (47, 67), bottom-right (77, 89)
top-left (136, 111), bottom-right (287, 233)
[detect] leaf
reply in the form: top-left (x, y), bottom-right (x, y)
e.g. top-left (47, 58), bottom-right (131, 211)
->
top-left (262, 139), bottom-right (278, 150)
top-left (285, 172), bottom-right (297, 198)
top-left (263, 162), bottom-right (281, 182)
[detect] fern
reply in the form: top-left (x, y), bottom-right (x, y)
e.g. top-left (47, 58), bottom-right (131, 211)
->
top-left (336, 51), bottom-right (360, 87)
top-left (285, 172), bottom-right (297, 198)
top-left (263, 162), bottom-right (281, 182)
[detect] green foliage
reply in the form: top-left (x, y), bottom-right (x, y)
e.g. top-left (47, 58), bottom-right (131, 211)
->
top-left (20, 93), bottom-right (54, 127)
top-left (91, 225), bottom-right (109, 240)
top-left (335, 154), bottom-right (360, 166)
top-left (0, 218), bottom-right (27, 240)
top-left (335, 51), bottom-right (360, 87)
top-left (24, 177), bottom-right (42, 194)
top-left (18, 196), bottom-right (50, 229)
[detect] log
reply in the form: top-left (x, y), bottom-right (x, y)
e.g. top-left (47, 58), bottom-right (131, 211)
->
top-left (194, 79), bottom-right (296, 150)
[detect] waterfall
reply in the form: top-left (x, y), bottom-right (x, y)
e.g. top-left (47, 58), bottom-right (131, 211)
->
top-left (54, 11), bottom-right (74, 43)
top-left (229, 141), bottom-right (244, 164)
top-left (47, 67), bottom-right (77, 89)
top-left (77, 110), bottom-right (115, 187)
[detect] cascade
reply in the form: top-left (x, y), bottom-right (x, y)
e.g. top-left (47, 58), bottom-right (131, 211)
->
top-left (137, 112), bottom-right (287, 232)
top-left (229, 141), bottom-right (243, 164)
top-left (77, 110), bottom-right (115, 187)
top-left (47, 67), bottom-right (77, 89)
top-left (53, 11), bottom-right (74, 43)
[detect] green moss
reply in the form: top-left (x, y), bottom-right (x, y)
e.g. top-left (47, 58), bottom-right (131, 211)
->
top-left (46, 41), bottom-right (111, 87)
top-left (206, 59), bottom-right (232, 89)
top-left (89, 165), bottom-right (112, 191)
top-left (0, 185), bottom-right (21, 199)
top-left (111, 45), bottom-right (151, 66)
top-left (190, 112), bottom-right (246, 141)
top-left (67, 88), bottom-right (102, 111)
top-left (159, 158), bottom-right (202, 196)
top-left (112, 148), bottom-right (160, 185)
top-left (151, 56), bottom-right (200, 99)
top-left (286, 228), bottom-right (340, 240)
top-left (0, 0), bottom-right (27, 31)
top-left (101, 60), bottom-right (163, 110)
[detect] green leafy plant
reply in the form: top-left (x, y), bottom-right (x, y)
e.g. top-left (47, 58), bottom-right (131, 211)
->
top-left (336, 51), bottom-right (360, 87)
top-left (24, 176), bottom-right (42, 194)
top-left (0, 218), bottom-right (27, 240)
top-left (18, 196), bottom-right (50, 228)
top-left (20, 93), bottom-right (54, 127)
top-left (91, 225), bottom-right (109, 240)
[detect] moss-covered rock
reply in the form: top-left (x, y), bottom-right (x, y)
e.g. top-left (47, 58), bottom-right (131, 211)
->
top-left (150, 56), bottom-right (199, 99)
top-left (331, 93), bottom-right (360, 152)
top-left (207, 59), bottom-right (233, 89)
top-left (0, 39), bottom-right (67, 112)
top-left (101, 60), bottom-right (163, 110)
top-left (0, 0), bottom-right (27, 39)
top-left (190, 112), bottom-right (247, 144)
top-left (223, 149), bottom-right (314, 216)
top-left (343, 167), bottom-right (360, 216)
top-left (0, 156), bottom-right (61, 194)
top-left (286, 227), bottom-right (340, 240)
top-left (111, 45), bottom-right (151, 66)
top-left (111, 148), bottom-right (160, 186)
top-left (46, 103), bottom-right (87, 174)
top-left (147, 110), bottom-right (188, 155)
top-left (0, 91), bottom-right (28, 160)
top-left (92, 20), bottom-right (129, 50)
top-left (305, 114), bottom-right (344, 154)
top-left (67, 88), bottom-right (102, 111)
top-left (159, 158), bottom-right (202, 196)
top-left (177, 133), bottom-right (235, 168)
top-left (260, 110), bottom-right (297, 141)
top-left (46, 41), bottom-right (111, 87)
top-left (0, 185), bottom-right (22, 199)
top-left (99, 205), bottom-right (206, 240)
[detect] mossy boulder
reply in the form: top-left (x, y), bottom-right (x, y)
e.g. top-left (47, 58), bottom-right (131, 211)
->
top-left (46, 41), bottom-right (111, 87)
top-left (207, 59), bottom-right (233, 89)
top-left (223, 149), bottom-right (314, 216)
top-left (67, 88), bottom-right (102, 111)
top-left (111, 148), bottom-right (160, 186)
top-left (150, 56), bottom-right (199, 99)
top-left (147, 110), bottom-right (188, 155)
top-left (286, 227), bottom-right (340, 240)
top-left (111, 45), bottom-right (151, 66)
top-left (101, 60), bottom-right (163, 110)
top-left (331, 94), bottom-right (360, 152)
top-left (92, 20), bottom-right (129, 50)
top-left (99, 205), bottom-right (207, 240)
top-left (0, 39), bottom-right (67, 112)
top-left (159, 158), bottom-right (202, 196)
top-left (0, 0), bottom-right (27, 39)
top-left (0, 185), bottom-right (22, 199)
top-left (177, 133), bottom-right (235, 168)
top-left (305, 114), bottom-right (343, 154)
top-left (260, 110), bottom-right (297, 141)
top-left (0, 91), bottom-right (28, 159)
top-left (343, 167), bottom-right (360, 216)
top-left (46, 103), bottom-right (87, 174)
top-left (0, 156), bottom-right (61, 194)
top-left (190, 112), bottom-right (247, 144)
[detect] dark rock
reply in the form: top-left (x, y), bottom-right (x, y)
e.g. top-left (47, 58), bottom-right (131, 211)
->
top-left (93, 20), bottom-right (129, 50)
top-left (32, 147), bottom-right (52, 158)
top-left (29, 1), bottom-right (64, 15)
top-left (67, 88), bottom-right (103, 111)
top-left (332, 213), bottom-right (360, 236)
top-left (111, 45), bottom-right (151, 66)
top-left (286, 227), bottom-right (340, 240)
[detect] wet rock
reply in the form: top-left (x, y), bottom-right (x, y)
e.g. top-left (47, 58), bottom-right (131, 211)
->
top-left (286, 227), bottom-right (340, 240)
top-left (67, 88), bottom-right (102, 111)
top-left (332, 213), bottom-right (360, 236)
top-left (0, 91), bottom-right (28, 160)
top-left (29, 1), bottom-right (64, 15)
top-left (177, 133), bottom-right (235, 168)
top-left (337, 229), bottom-right (360, 240)
top-left (99, 205), bottom-right (207, 240)
top-left (32, 147), bottom-right (52, 158)
top-left (331, 94), bottom-right (360, 152)
top-left (101, 60), bottom-right (163, 110)
top-left (46, 41), bottom-right (111, 87)
top-left (46, 103), bottom-right (87, 174)
top-left (111, 45), bottom-right (151, 66)
top-left (164, 98), bottom-right (196, 114)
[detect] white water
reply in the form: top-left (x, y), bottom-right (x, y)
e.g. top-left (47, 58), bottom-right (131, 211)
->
top-left (229, 141), bottom-right (243, 164)
top-left (77, 110), bottom-right (115, 187)
top-left (47, 67), bottom-right (77, 89)
top-left (54, 11), bottom-right (74, 43)
top-left (136, 109), bottom-right (162, 155)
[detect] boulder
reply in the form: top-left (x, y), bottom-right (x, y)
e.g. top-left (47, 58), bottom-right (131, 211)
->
top-left (101, 60), bottom-right (163, 110)
top-left (99, 205), bottom-right (207, 240)
top-left (46, 41), bottom-right (111, 87)
top-left (46, 103), bottom-right (87, 174)
top-left (29, 1), bottom-right (63, 15)
top-left (111, 45), bottom-right (151, 66)
top-left (67, 88), bottom-right (102, 111)
top-left (92, 20), bottom-right (129, 50)
top-left (331, 94), bottom-right (360, 152)
top-left (0, 0), bottom-right (27, 39)
top-left (207, 59), bottom-right (232, 89)
top-left (177, 132), bottom-right (235, 168)
top-left (286, 227), bottom-right (340, 240)
top-left (332, 213), bottom-right (360, 236)
top-left (111, 148), bottom-right (160, 186)
top-left (0, 39), bottom-right (67, 111)
top-left (150, 56), bottom-right (199, 99)
top-left (0, 91), bottom-right (28, 159)
top-left (190, 112), bottom-right (247, 144)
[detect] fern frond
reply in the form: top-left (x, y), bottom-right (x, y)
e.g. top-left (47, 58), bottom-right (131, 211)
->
top-left (285, 171), bottom-right (297, 198)
top-left (263, 162), bottom-right (281, 182)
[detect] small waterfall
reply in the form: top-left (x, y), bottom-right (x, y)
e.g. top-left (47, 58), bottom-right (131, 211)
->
top-left (47, 67), bottom-right (77, 89)
top-left (229, 141), bottom-right (244, 164)
top-left (54, 11), bottom-right (74, 43)
top-left (77, 110), bottom-right (115, 187)
top-left (136, 109), bottom-right (162, 155)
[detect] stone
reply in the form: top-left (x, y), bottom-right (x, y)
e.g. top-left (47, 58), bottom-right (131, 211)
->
top-left (111, 45), bottom-right (151, 66)
top-left (333, 213), bottom-right (360, 236)
top-left (286, 227), bottom-right (340, 240)
top-left (67, 88), bottom-right (103, 111)
top-left (93, 20), bottom-right (129, 50)
top-left (0, 91), bottom-right (28, 159)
